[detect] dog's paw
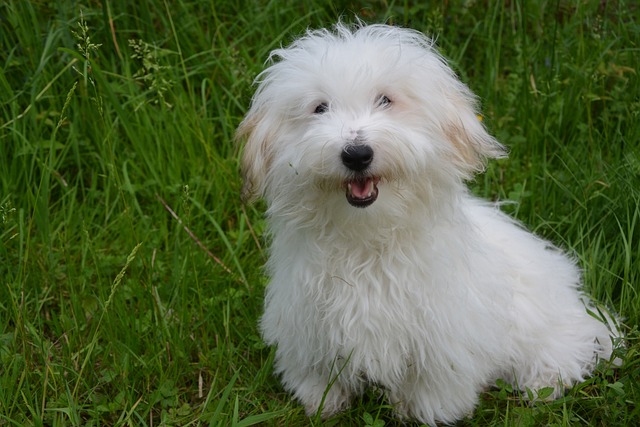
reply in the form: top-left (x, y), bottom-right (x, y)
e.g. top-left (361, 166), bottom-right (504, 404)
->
top-left (301, 382), bottom-right (352, 419)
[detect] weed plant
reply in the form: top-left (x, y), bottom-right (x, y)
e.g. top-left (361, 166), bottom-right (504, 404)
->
top-left (1, 1), bottom-right (638, 425)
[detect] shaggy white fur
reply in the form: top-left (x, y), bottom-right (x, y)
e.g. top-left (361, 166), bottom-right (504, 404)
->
top-left (237, 22), bottom-right (619, 425)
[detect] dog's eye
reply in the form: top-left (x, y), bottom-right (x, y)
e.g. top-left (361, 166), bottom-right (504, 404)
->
top-left (377, 95), bottom-right (392, 108)
top-left (314, 102), bottom-right (329, 114)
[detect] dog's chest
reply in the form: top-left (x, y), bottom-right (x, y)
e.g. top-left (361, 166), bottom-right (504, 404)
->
top-left (314, 253), bottom-right (429, 382)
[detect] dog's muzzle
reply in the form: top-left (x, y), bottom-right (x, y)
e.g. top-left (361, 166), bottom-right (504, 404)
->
top-left (341, 144), bottom-right (379, 208)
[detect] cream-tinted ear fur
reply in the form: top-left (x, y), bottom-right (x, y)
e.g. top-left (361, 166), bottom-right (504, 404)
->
top-left (236, 108), bottom-right (274, 203)
top-left (443, 93), bottom-right (507, 177)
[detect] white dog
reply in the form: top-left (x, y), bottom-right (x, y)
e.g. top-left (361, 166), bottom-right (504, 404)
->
top-left (237, 22), bottom-right (618, 425)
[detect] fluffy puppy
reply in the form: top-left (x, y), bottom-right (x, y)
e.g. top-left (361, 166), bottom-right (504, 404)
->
top-left (237, 22), bottom-right (618, 425)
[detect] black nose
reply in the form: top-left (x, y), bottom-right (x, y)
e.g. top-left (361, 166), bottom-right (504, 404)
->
top-left (341, 144), bottom-right (374, 172)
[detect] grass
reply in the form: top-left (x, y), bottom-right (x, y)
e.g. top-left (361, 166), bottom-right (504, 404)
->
top-left (0, 0), bottom-right (638, 425)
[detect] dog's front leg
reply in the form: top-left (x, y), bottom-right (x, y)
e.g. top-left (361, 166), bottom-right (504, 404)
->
top-left (279, 364), bottom-right (353, 418)
top-left (387, 372), bottom-right (481, 426)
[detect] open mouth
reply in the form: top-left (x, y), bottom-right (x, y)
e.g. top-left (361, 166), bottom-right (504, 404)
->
top-left (345, 176), bottom-right (380, 208)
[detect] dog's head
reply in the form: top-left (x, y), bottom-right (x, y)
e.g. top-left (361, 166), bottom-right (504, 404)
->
top-left (237, 23), bottom-right (505, 210)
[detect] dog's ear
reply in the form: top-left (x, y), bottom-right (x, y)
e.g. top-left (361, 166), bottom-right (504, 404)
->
top-left (236, 109), bottom-right (274, 203)
top-left (443, 93), bottom-right (507, 178)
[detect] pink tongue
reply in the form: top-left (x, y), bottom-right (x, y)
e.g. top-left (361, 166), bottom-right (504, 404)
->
top-left (350, 178), bottom-right (372, 198)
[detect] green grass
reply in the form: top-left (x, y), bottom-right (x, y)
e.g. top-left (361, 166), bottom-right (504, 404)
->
top-left (0, 0), bottom-right (638, 425)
